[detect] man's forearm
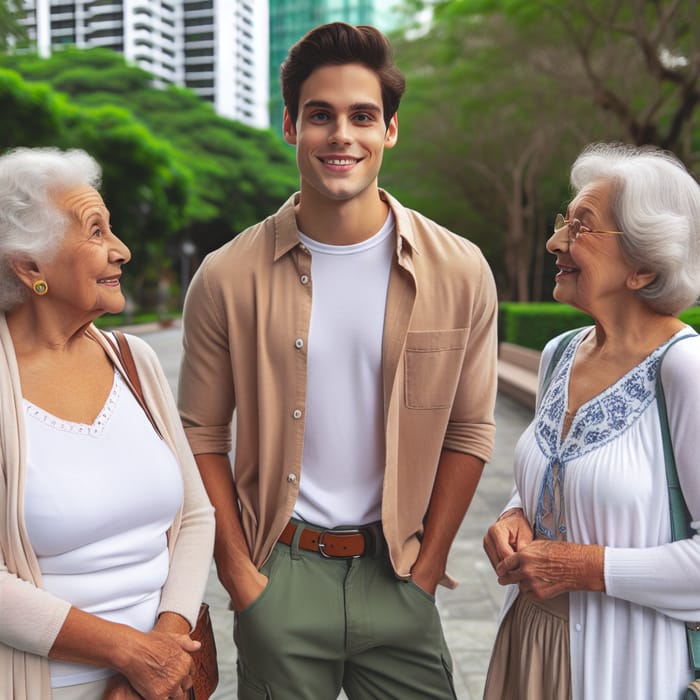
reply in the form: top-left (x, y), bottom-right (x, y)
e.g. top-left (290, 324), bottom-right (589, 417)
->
top-left (194, 453), bottom-right (266, 610)
top-left (411, 449), bottom-right (485, 593)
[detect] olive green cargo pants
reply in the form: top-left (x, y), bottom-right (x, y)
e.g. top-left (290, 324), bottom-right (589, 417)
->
top-left (234, 523), bottom-right (457, 700)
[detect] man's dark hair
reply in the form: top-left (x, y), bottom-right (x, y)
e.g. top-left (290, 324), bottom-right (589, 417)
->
top-left (280, 22), bottom-right (406, 130)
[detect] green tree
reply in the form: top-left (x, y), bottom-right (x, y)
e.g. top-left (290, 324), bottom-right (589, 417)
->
top-left (0, 68), bottom-right (66, 148)
top-left (0, 66), bottom-right (189, 304)
top-left (427, 0), bottom-right (700, 166)
top-left (386, 0), bottom-right (699, 300)
top-left (1, 47), bottom-right (152, 93)
top-left (61, 102), bottom-right (190, 296)
top-left (385, 7), bottom-right (600, 299)
top-left (125, 84), bottom-right (297, 251)
top-left (2, 48), bottom-right (298, 253)
top-left (0, 0), bottom-right (27, 50)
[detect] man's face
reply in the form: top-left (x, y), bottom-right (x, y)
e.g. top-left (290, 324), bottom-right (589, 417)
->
top-left (283, 62), bottom-right (398, 206)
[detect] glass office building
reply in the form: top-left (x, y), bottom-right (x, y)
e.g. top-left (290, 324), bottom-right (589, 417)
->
top-left (17, 0), bottom-right (269, 127)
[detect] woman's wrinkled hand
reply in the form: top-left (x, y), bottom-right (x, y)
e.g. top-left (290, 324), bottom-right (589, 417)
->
top-left (495, 539), bottom-right (606, 600)
top-left (116, 629), bottom-right (199, 700)
top-left (483, 508), bottom-right (534, 575)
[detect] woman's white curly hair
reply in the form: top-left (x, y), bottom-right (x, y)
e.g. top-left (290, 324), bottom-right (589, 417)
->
top-left (571, 143), bottom-right (700, 315)
top-left (0, 147), bottom-right (101, 311)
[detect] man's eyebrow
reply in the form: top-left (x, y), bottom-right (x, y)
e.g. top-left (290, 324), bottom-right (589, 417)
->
top-left (301, 100), bottom-right (382, 113)
top-left (302, 100), bottom-right (333, 111)
top-left (349, 102), bottom-right (382, 113)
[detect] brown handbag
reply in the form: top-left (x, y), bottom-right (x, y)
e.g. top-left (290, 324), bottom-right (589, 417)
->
top-left (189, 602), bottom-right (219, 700)
top-left (105, 330), bottom-right (219, 700)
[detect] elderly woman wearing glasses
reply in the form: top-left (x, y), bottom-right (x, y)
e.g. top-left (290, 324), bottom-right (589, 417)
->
top-left (483, 143), bottom-right (700, 699)
top-left (0, 147), bottom-right (215, 700)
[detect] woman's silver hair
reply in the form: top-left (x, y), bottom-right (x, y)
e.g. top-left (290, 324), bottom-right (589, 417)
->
top-left (570, 143), bottom-right (700, 315)
top-left (0, 147), bottom-right (102, 311)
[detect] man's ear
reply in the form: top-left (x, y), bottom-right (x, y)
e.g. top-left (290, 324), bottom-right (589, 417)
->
top-left (283, 107), bottom-right (297, 145)
top-left (9, 256), bottom-right (42, 291)
top-left (384, 113), bottom-right (398, 149)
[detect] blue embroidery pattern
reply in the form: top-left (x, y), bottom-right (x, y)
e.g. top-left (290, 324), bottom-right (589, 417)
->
top-left (533, 331), bottom-right (677, 540)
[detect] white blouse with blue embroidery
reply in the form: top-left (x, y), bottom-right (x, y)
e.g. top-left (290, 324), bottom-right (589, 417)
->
top-left (499, 326), bottom-right (700, 700)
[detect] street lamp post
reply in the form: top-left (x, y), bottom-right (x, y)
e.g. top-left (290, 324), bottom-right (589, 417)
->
top-left (180, 240), bottom-right (197, 306)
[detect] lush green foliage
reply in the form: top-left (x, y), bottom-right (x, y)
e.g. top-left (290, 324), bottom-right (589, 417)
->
top-left (1, 48), bottom-right (298, 308)
top-left (0, 0), bottom-right (26, 50)
top-left (0, 65), bottom-right (189, 289)
top-left (387, 0), bottom-right (700, 301)
top-left (499, 302), bottom-right (593, 350)
top-left (94, 312), bottom-right (178, 329)
top-left (677, 306), bottom-right (700, 332)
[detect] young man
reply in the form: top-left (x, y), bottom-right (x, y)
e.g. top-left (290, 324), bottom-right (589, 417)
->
top-left (179, 22), bottom-right (498, 699)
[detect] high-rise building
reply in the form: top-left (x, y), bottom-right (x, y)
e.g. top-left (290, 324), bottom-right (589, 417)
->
top-left (17, 0), bottom-right (269, 128)
top-left (268, 0), bottom-right (398, 134)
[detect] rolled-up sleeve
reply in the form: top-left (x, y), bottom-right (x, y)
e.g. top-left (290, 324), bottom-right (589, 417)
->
top-left (442, 254), bottom-right (498, 462)
top-left (178, 253), bottom-right (236, 456)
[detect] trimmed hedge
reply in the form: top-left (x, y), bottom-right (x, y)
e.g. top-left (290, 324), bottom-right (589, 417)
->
top-left (94, 312), bottom-right (163, 329)
top-left (500, 302), bottom-right (700, 351)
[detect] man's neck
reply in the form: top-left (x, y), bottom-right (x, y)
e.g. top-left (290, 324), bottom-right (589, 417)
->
top-left (295, 187), bottom-right (390, 246)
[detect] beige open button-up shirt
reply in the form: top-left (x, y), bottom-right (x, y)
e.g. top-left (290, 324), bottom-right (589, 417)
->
top-left (179, 190), bottom-right (498, 581)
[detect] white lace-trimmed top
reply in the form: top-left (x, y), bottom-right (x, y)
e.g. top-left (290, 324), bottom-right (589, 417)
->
top-left (24, 370), bottom-right (120, 438)
top-left (23, 370), bottom-right (183, 688)
top-left (533, 329), bottom-right (682, 541)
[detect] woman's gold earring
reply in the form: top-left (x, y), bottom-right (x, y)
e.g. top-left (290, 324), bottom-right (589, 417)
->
top-left (33, 280), bottom-right (48, 295)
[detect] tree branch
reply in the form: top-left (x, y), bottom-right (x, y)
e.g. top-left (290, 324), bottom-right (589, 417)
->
top-left (567, 0), bottom-right (636, 37)
top-left (462, 158), bottom-right (509, 201)
top-left (660, 85), bottom-right (700, 149)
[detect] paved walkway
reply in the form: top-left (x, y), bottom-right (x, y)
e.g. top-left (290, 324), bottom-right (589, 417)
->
top-left (134, 324), bottom-right (533, 699)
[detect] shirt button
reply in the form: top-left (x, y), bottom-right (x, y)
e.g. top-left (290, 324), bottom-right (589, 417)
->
top-left (300, 274), bottom-right (309, 285)
top-left (294, 338), bottom-right (304, 349)
top-left (292, 409), bottom-right (302, 419)
top-left (287, 473), bottom-right (297, 484)
top-left (575, 623), bottom-right (582, 632)
top-left (299, 244), bottom-right (307, 251)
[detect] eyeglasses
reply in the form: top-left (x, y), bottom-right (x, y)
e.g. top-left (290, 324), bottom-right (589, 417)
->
top-left (554, 213), bottom-right (624, 243)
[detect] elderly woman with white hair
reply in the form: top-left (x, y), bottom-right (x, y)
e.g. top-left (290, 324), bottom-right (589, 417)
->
top-left (483, 143), bottom-right (700, 699)
top-left (0, 147), bottom-right (214, 700)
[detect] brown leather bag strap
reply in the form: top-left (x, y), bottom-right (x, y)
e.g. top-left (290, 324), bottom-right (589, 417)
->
top-left (103, 329), bottom-right (163, 439)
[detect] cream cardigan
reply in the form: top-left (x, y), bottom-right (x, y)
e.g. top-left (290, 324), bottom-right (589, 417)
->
top-left (0, 315), bottom-right (215, 699)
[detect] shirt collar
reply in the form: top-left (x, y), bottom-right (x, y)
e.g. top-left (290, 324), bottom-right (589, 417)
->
top-left (379, 189), bottom-right (421, 259)
top-left (272, 189), bottom-right (420, 262)
top-left (273, 193), bottom-right (302, 261)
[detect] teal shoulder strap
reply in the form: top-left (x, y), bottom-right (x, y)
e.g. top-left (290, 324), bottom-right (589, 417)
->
top-left (539, 328), bottom-right (582, 405)
top-left (655, 333), bottom-right (700, 678)
top-left (655, 335), bottom-right (694, 542)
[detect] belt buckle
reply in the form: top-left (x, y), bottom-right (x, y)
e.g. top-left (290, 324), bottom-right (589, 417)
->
top-left (318, 528), bottom-right (366, 559)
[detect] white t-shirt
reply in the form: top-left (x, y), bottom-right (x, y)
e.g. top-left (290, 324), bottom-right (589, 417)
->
top-left (293, 213), bottom-right (395, 527)
top-left (23, 370), bottom-right (182, 687)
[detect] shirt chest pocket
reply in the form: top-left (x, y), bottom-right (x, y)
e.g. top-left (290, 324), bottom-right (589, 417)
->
top-left (404, 328), bottom-right (469, 410)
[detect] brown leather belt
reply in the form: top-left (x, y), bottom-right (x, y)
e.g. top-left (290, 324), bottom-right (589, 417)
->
top-left (278, 521), bottom-right (376, 559)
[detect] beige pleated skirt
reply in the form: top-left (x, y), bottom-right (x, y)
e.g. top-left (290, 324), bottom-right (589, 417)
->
top-left (483, 593), bottom-right (571, 700)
